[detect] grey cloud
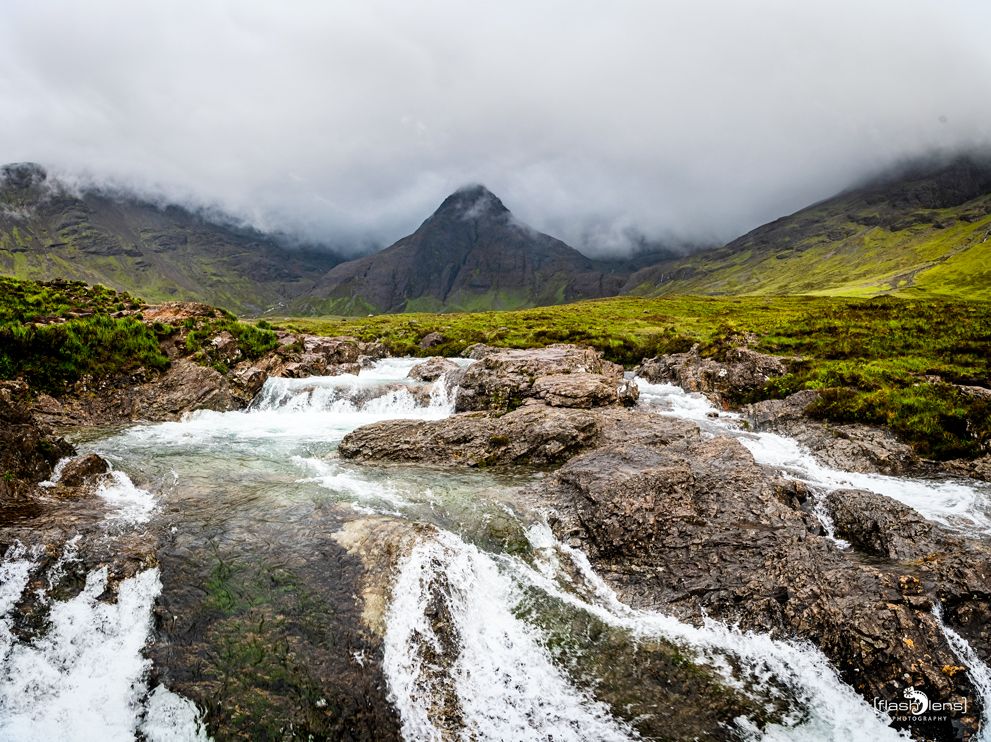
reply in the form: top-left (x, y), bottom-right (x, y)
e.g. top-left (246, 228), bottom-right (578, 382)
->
top-left (1, 0), bottom-right (988, 256)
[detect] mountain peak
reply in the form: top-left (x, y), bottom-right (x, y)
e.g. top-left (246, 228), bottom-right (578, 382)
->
top-left (432, 184), bottom-right (510, 222)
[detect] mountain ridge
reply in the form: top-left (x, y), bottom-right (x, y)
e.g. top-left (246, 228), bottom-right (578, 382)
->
top-left (0, 163), bottom-right (342, 314)
top-left (293, 184), bottom-right (631, 314)
top-left (626, 154), bottom-right (991, 300)
top-left (2, 155), bottom-right (990, 315)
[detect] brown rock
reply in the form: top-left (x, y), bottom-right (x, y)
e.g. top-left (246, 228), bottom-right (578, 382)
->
top-left (545, 430), bottom-right (989, 740)
top-left (419, 331), bottom-right (444, 349)
top-left (58, 453), bottom-right (110, 487)
top-left (455, 344), bottom-right (625, 412)
top-left (407, 357), bottom-right (462, 382)
top-left (637, 345), bottom-right (786, 405)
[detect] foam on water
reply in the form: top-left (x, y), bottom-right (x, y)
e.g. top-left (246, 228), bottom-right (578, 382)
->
top-left (383, 530), bottom-right (637, 742)
top-left (119, 357), bottom-right (459, 450)
top-left (519, 524), bottom-right (907, 741)
top-left (0, 566), bottom-right (206, 741)
top-left (97, 469), bottom-right (158, 525)
top-left (293, 456), bottom-right (411, 509)
top-left (0, 545), bottom-right (36, 661)
top-left (934, 603), bottom-right (991, 741)
top-left (140, 685), bottom-right (211, 742)
top-left (636, 380), bottom-right (991, 537)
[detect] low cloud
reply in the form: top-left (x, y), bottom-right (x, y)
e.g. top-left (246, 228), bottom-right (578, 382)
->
top-left (1, 0), bottom-right (987, 256)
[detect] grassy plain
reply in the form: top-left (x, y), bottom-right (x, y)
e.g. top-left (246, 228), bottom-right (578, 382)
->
top-left (276, 295), bottom-right (991, 459)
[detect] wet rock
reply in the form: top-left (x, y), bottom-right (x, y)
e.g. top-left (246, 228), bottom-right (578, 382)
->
top-left (229, 364), bottom-right (269, 399)
top-left (454, 344), bottom-right (625, 413)
top-left (637, 345), bottom-right (786, 405)
top-left (58, 453), bottom-right (110, 487)
top-left (544, 430), bottom-right (987, 740)
top-left (407, 357), bottom-right (462, 383)
top-left (944, 454), bottom-right (991, 483)
top-left (340, 405), bottom-right (601, 467)
top-left (270, 335), bottom-right (369, 378)
top-left (332, 517), bottom-right (433, 635)
top-left (530, 373), bottom-right (639, 409)
top-left (743, 391), bottom-right (920, 474)
top-left (462, 343), bottom-right (497, 360)
top-left (825, 489), bottom-right (935, 560)
top-left (339, 405), bottom-right (696, 468)
top-left (130, 359), bottom-right (241, 420)
top-left (0, 381), bottom-right (74, 483)
top-left (419, 331), bottom-right (444, 349)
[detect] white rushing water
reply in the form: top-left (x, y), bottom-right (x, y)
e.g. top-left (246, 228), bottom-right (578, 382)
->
top-left (382, 526), bottom-right (908, 741)
top-left (384, 530), bottom-right (637, 742)
top-left (6, 357), bottom-right (988, 740)
top-left (635, 380), bottom-right (991, 538)
top-left (119, 357), bottom-right (458, 451)
top-left (0, 357), bottom-right (461, 742)
top-left (933, 603), bottom-right (991, 742)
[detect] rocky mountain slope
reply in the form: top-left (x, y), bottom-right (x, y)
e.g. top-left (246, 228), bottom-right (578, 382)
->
top-left (627, 154), bottom-right (991, 300)
top-left (4, 155), bottom-right (990, 315)
top-left (294, 185), bottom-right (631, 314)
top-left (0, 163), bottom-right (341, 314)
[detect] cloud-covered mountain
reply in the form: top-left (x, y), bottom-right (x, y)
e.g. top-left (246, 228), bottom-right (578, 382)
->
top-left (0, 163), bottom-right (340, 314)
top-left (625, 154), bottom-right (991, 300)
top-left (293, 185), bottom-right (630, 314)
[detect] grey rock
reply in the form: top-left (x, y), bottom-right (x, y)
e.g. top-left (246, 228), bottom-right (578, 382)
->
top-left (407, 357), bottom-right (461, 382)
top-left (637, 345), bottom-right (786, 405)
top-left (455, 344), bottom-right (624, 412)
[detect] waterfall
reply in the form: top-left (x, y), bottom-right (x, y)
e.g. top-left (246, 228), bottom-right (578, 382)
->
top-left (635, 380), bottom-right (991, 538)
top-left (381, 527), bottom-right (907, 741)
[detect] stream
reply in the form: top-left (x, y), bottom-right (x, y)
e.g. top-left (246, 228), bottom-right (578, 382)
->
top-left (3, 358), bottom-right (991, 740)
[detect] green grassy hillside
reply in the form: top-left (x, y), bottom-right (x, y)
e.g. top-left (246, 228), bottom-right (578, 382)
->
top-left (628, 158), bottom-right (991, 300)
top-left (0, 163), bottom-right (340, 315)
top-left (277, 294), bottom-right (991, 460)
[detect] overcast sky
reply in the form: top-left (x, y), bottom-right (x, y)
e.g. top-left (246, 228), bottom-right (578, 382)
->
top-left (1, 0), bottom-right (987, 255)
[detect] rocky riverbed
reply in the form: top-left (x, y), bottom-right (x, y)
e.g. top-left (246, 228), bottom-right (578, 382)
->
top-left (2, 323), bottom-right (991, 740)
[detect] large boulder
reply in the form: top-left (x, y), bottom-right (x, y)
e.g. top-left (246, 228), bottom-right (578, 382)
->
top-left (339, 405), bottom-right (694, 468)
top-left (637, 345), bottom-right (786, 406)
top-left (825, 489), bottom-right (935, 560)
top-left (454, 344), bottom-right (634, 412)
top-left (545, 430), bottom-right (989, 740)
top-left (339, 405), bottom-right (601, 467)
top-left (57, 453), bottom-right (110, 487)
top-left (129, 359), bottom-right (242, 420)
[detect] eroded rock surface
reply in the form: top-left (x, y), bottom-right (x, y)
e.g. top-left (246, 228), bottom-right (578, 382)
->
top-left (455, 344), bottom-right (632, 412)
top-left (743, 391), bottom-right (921, 474)
top-left (637, 345), bottom-right (786, 406)
top-left (542, 429), bottom-right (991, 741)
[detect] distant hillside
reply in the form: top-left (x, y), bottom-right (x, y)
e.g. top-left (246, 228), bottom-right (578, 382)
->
top-left (0, 163), bottom-right (341, 314)
top-left (627, 155), bottom-right (991, 300)
top-left (295, 185), bottom-right (631, 314)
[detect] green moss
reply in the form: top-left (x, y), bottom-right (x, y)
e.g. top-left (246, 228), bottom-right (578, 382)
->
top-left (276, 294), bottom-right (991, 460)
